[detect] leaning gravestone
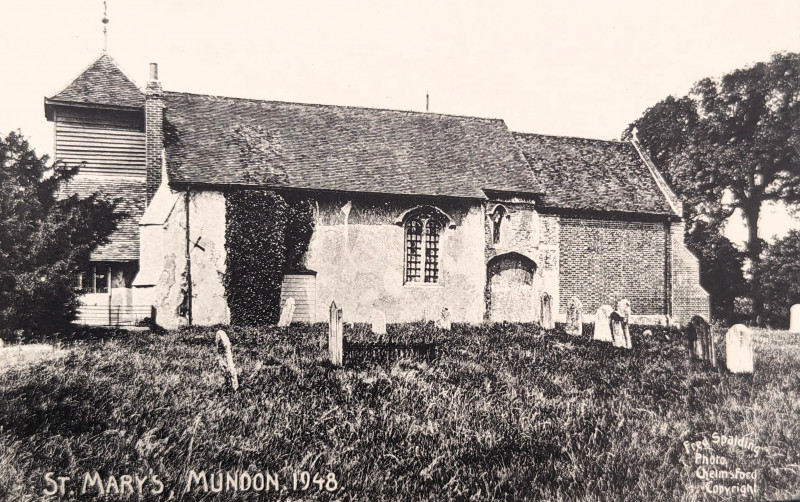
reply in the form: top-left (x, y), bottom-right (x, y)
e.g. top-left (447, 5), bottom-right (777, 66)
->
top-left (566, 297), bottom-right (582, 336)
top-left (277, 297), bottom-right (296, 327)
top-left (436, 307), bottom-right (452, 331)
top-left (594, 305), bottom-right (614, 343)
top-left (540, 292), bottom-right (554, 329)
top-left (370, 309), bottom-right (387, 335)
top-left (610, 299), bottom-right (632, 349)
top-left (726, 324), bottom-right (753, 374)
top-left (790, 304), bottom-right (800, 334)
top-left (215, 330), bottom-right (239, 391)
top-left (685, 315), bottom-right (715, 365)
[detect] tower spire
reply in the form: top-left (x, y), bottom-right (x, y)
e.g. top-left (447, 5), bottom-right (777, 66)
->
top-left (102, 1), bottom-right (109, 52)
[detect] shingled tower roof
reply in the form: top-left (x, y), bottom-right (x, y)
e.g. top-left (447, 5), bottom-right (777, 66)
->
top-left (45, 53), bottom-right (144, 113)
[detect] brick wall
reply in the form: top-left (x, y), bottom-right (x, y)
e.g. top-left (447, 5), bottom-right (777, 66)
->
top-left (559, 216), bottom-right (666, 316)
top-left (145, 82), bottom-right (164, 203)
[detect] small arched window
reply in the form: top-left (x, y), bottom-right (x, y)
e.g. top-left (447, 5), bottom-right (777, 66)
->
top-left (405, 210), bottom-right (444, 283)
top-left (491, 205), bottom-right (507, 245)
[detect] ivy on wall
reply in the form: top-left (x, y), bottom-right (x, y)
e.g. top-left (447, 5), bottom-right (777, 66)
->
top-left (224, 190), bottom-right (314, 325)
top-left (283, 194), bottom-right (315, 273)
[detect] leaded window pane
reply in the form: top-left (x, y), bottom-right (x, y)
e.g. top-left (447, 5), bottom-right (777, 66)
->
top-left (424, 220), bottom-right (440, 283)
top-left (405, 219), bottom-right (423, 282)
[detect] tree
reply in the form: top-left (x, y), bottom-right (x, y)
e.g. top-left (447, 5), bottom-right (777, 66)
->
top-left (0, 131), bottom-right (119, 336)
top-left (753, 230), bottom-right (800, 328)
top-left (624, 52), bottom-right (800, 319)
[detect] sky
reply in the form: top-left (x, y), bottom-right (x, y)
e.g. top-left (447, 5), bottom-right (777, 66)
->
top-left (1, 0), bottom-right (799, 244)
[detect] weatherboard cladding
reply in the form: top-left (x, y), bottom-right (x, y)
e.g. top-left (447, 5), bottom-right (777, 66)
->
top-left (512, 132), bottom-right (675, 216)
top-left (48, 54), bottom-right (144, 109)
top-left (57, 178), bottom-right (146, 262)
top-left (162, 92), bottom-right (542, 199)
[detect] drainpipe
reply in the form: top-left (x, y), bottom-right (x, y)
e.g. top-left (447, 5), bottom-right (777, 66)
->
top-left (185, 190), bottom-right (193, 326)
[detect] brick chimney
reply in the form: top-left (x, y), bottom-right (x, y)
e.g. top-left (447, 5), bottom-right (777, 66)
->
top-left (145, 63), bottom-right (164, 202)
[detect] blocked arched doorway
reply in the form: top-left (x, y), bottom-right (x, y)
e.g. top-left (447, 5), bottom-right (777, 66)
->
top-left (487, 252), bottom-right (537, 322)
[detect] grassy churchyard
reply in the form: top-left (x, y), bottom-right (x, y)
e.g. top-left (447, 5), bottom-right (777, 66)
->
top-left (0, 323), bottom-right (798, 501)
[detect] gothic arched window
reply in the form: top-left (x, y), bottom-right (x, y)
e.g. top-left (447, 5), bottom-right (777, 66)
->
top-left (491, 205), bottom-right (507, 246)
top-left (404, 210), bottom-right (444, 284)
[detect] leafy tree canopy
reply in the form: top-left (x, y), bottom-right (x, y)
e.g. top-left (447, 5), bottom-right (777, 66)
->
top-left (0, 131), bottom-right (119, 336)
top-left (624, 52), bottom-right (800, 264)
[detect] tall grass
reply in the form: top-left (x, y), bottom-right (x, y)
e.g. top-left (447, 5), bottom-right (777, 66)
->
top-left (0, 323), bottom-right (798, 501)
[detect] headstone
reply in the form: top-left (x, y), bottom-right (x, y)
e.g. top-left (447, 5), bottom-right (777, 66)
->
top-left (215, 330), bottom-right (239, 391)
top-left (725, 324), bottom-right (753, 374)
top-left (540, 292), bottom-right (554, 330)
top-left (277, 297), bottom-right (295, 327)
top-left (370, 309), bottom-right (387, 335)
top-left (790, 304), bottom-right (800, 334)
top-left (594, 305), bottom-right (614, 343)
top-left (436, 307), bottom-right (452, 331)
top-left (329, 301), bottom-right (343, 366)
top-left (643, 329), bottom-right (653, 337)
top-left (566, 297), bottom-right (582, 336)
top-left (610, 299), bottom-right (632, 349)
top-left (685, 315), bottom-right (715, 365)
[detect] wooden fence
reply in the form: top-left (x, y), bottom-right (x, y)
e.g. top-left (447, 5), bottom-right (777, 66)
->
top-left (76, 304), bottom-right (155, 327)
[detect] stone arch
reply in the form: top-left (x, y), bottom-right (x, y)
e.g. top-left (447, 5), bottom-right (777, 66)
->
top-left (394, 205), bottom-right (456, 229)
top-left (486, 252), bottom-right (538, 322)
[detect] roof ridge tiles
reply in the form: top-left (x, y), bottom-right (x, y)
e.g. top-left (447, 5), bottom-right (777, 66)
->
top-left (163, 90), bottom-right (505, 123)
top-left (512, 130), bottom-right (627, 145)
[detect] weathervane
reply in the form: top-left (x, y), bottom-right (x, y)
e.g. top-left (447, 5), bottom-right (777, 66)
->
top-left (102, 1), bottom-right (109, 52)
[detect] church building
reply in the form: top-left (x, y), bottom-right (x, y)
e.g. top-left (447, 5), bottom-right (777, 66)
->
top-left (46, 53), bottom-right (709, 328)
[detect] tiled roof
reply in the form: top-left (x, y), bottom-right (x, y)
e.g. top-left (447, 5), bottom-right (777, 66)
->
top-left (48, 54), bottom-right (144, 109)
top-left (512, 133), bottom-right (677, 216)
top-left (163, 92), bottom-right (542, 199)
top-left (57, 178), bottom-right (146, 261)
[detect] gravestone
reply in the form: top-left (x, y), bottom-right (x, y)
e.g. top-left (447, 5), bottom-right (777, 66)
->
top-left (790, 304), bottom-right (800, 334)
top-left (540, 292), bottom-right (554, 329)
top-left (610, 299), bottom-right (632, 349)
top-left (726, 324), bottom-right (753, 374)
top-left (436, 307), bottom-right (452, 331)
top-left (370, 309), bottom-right (387, 335)
top-left (329, 301), bottom-right (343, 366)
top-left (277, 297), bottom-right (295, 327)
top-left (566, 297), bottom-right (582, 336)
top-left (594, 305), bottom-right (614, 343)
top-left (685, 315), bottom-right (715, 365)
top-left (643, 329), bottom-right (652, 337)
top-left (215, 330), bottom-right (239, 391)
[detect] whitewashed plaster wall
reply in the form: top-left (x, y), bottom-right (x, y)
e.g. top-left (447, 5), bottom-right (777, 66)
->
top-left (306, 196), bottom-right (486, 324)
